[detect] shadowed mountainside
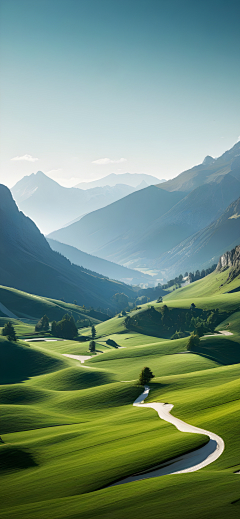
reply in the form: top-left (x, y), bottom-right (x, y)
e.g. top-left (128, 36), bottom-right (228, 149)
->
top-left (0, 184), bottom-right (135, 310)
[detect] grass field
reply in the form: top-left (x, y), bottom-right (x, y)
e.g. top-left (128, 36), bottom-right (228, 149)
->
top-left (2, 269), bottom-right (240, 518)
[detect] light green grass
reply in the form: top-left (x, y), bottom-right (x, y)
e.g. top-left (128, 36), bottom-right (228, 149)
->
top-left (2, 271), bottom-right (240, 519)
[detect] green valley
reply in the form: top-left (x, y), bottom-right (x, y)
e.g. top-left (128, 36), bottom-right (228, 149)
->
top-left (1, 264), bottom-right (240, 518)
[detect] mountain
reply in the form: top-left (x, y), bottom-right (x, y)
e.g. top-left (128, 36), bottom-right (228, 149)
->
top-left (75, 172), bottom-right (165, 189)
top-left (11, 171), bottom-right (136, 234)
top-left (47, 239), bottom-right (155, 286)
top-left (0, 184), bottom-right (136, 310)
top-left (152, 192), bottom-right (240, 278)
top-left (48, 185), bottom-right (185, 260)
top-left (48, 171), bottom-right (240, 272)
top-left (159, 141), bottom-right (240, 192)
top-left (118, 172), bottom-right (240, 266)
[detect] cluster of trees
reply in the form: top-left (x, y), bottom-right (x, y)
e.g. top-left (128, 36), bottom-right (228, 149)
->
top-left (160, 263), bottom-right (217, 290)
top-left (35, 315), bottom-right (49, 332)
top-left (51, 314), bottom-right (78, 340)
top-left (188, 264), bottom-right (217, 283)
top-left (125, 304), bottom-right (229, 339)
top-left (1, 322), bottom-right (17, 341)
top-left (161, 274), bottom-right (183, 290)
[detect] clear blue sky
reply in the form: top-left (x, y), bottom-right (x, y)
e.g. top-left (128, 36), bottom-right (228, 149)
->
top-left (0, 0), bottom-right (240, 187)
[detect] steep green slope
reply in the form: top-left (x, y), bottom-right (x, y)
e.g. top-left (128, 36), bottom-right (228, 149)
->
top-left (0, 285), bottom-right (102, 323)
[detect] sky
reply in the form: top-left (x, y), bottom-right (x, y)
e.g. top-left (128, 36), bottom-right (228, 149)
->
top-left (0, 0), bottom-right (240, 188)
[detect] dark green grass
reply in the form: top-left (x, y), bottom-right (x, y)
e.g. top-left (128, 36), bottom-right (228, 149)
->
top-left (2, 271), bottom-right (240, 519)
top-left (0, 337), bottom-right (66, 384)
top-left (0, 285), bottom-right (100, 322)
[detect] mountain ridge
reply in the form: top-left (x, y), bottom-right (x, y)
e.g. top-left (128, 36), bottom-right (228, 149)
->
top-left (0, 184), bottom-right (136, 310)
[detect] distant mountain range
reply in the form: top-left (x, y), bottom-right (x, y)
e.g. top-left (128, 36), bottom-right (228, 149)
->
top-left (11, 172), bottom-right (138, 234)
top-left (48, 185), bottom-right (184, 260)
top-left (48, 142), bottom-right (240, 278)
top-left (0, 184), bottom-right (135, 310)
top-left (75, 172), bottom-right (165, 189)
top-left (47, 239), bottom-right (154, 286)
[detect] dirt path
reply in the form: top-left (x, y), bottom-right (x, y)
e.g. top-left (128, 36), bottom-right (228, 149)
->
top-left (110, 386), bottom-right (224, 485)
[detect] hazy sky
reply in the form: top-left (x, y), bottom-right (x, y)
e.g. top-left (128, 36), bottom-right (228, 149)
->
top-left (1, 0), bottom-right (240, 187)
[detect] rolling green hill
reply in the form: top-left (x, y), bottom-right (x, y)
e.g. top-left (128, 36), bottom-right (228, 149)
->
top-left (2, 258), bottom-right (240, 518)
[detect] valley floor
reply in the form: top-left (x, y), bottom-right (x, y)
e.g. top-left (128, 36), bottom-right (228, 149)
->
top-left (1, 269), bottom-right (240, 518)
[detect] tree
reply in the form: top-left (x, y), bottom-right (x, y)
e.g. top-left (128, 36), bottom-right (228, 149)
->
top-left (51, 314), bottom-right (78, 340)
top-left (2, 322), bottom-right (17, 341)
top-left (51, 321), bottom-right (57, 336)
top-left (89, 340), bottom-right (95, 352)
top-left (139, 367), bottom-right (155, 386)
top-left (157, 296), bottom-right (162, 303)
top-left (91, 325), bottom-right (96, 339)
top-left (112, 293), bottom-right (129, 311)
top-left (35, 315), bottom-right (49, 332)
top-left (187, 332), bottom-right (200, 351)
top-left (190, 303), bottom-right (196, 310)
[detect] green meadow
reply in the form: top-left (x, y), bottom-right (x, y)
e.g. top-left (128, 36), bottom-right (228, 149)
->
top-left (1, 269), bottom-right (240, 518)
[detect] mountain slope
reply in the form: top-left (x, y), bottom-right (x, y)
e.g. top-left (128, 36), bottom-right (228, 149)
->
top-left (11, 172), bottom-right (136, 234)
top-left (75, 172), bottom-right (164, 189)
top-left (159, 141), bottom-right (240, 192)
top-left (47, 239), bottom-right (154, 286)
top-left (153, 193), bottom-right (240, 278)
top-left (0, 184), bottom-right (135, 310)
top-left (48, 185), bottom-right (184, 258)
top-left (117, 172), bottom-right (240, 265)
top-left (48, 173), bottom-right (240, 270)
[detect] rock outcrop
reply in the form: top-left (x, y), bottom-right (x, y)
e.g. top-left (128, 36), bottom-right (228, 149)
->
top-left (217, 244), bottom-right (240, 271)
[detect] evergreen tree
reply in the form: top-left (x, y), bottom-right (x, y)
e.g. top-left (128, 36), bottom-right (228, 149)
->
top-left (89, 340), bottom-right (95, 352)
top-left (139, 367), bottom-right (155, 386)
top-left (2, 322), bottom-right (17, 341)
top-left (35, 314), bottom-right (49, 332)
top-left (51, 314), bottom-right (78, 339)
top-left (91, 325), bottom-right (96, 339)
top-left (187, 332), bottom-right (200, 351)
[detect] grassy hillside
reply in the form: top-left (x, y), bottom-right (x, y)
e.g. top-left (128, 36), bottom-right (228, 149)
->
top-left (2, 271), bottom-right (240, 518)
top-left (0, 285), bottom-right (103, 323)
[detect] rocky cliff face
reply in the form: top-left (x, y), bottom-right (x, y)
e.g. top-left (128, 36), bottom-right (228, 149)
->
top-left (217, 244), bottom-right (240, 270)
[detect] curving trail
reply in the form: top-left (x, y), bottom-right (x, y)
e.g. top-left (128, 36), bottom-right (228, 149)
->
top-left (111, 387), bottom-right (224, 486)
